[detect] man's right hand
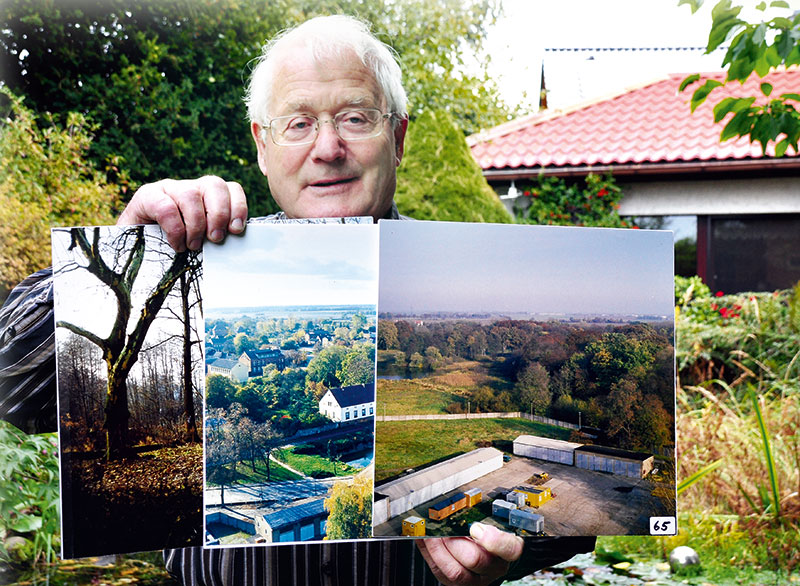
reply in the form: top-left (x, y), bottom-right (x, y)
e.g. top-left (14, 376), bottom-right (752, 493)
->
top-left (117, 176), bottom-right (249, 252)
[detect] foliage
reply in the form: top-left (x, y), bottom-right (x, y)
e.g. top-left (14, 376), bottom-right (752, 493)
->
top-left (513, 173), bottom-right (628, 228)
top-left (1, 0), bottom-right (514, 218)
top-left (0, 422), bottom-right (59, 565)
top-left (395, 109), bottom-right (511, 222)
top-left (679, 0), bottom-right (800, 155)
top-left (676, 284), bottom-right (800, 386)
top-left (324, 470), bottom-right (373, 540)
top-left (0, 88), bottom-right (120, 303)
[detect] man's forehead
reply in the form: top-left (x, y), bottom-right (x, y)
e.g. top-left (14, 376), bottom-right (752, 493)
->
top-left (268, 46), bottom-right (385, 115)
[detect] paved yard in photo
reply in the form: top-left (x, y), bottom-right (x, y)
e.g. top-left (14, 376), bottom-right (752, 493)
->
top-left (374, 454), bottom-right (674, 537)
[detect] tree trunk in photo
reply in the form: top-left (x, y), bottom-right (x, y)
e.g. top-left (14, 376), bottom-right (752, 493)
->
top-left (57, 226), bottom-right (191, 461)
top-left (180, 271), bottom-right (200, 443)
top-left (104, 371), bottom-right (130, 459)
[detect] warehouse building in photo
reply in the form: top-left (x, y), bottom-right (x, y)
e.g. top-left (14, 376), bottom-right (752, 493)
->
top-left (512, 435), bottom-right (582, 465)
top-left (373, 447), bottom-right (503, 526)
top-left (574, 445), bottom-right (655, 479)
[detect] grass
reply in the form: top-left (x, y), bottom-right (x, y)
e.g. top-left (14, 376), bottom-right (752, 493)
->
top-left (226, 458), bottom-right (302, 483)
top-left (273, 446), bottom-right (360, 478)
top-left (377, 378), bottom-right (465, 415)
top-left (374, 417), bottom-right (572, 482)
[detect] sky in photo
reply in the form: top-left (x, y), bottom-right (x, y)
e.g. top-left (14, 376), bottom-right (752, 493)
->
top-left (378, 220), bottom-right (674, 317)
top-left (202, 223), bottom-right (379, 309)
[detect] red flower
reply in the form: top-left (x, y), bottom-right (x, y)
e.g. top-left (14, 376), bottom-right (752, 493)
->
top-left (720, 307), bottom-right (729, 318)
top-left (711, 303), bottom-right (718, 311)
top-left (597, 188), bottom-right (609, 197)
top-left (524, 190), bottom-right (531, 197)
top-left (632, 226), bottom-right (640, 229)
top-left (716, 291), bottom-right (724, 297)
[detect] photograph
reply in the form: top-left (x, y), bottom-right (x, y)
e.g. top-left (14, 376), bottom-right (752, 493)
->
top-left (201, 220), bottom-right (378, 547)
top-left (51, 225), bottom-right (204, 558)
top-left (373, 220), bottom-right (676, 538)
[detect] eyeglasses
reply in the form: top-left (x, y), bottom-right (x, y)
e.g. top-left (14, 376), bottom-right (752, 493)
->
top-left (263, 108), bottom-right (394, 146)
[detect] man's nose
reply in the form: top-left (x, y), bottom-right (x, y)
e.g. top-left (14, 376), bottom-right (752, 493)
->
top-left (310, 119), bottom-right (346, 161)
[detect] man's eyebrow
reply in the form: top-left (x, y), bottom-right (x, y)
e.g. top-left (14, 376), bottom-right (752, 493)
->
top-left (277, 96), bottom-right (377, 115)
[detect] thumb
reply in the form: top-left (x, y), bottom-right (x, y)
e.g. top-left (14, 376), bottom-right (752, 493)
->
top-left (469, 522), bottom-right (524, 563)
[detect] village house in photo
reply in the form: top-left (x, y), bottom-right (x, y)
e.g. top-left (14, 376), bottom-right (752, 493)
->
top-left (373, 220), bottom-right (677, 538)
top-left (201, 220), bottom-right (378, 547)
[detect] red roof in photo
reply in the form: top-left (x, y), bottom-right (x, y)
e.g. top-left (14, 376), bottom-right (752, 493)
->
top-left (468, 68), bottom-right (800, 175)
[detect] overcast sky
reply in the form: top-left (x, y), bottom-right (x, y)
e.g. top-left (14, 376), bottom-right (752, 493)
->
top-left (480, 0), bottom-right (799, 111)
top-left (378, 220), bottom-right (674, 316)
top-left (202, 223), bottom-right (379, 309)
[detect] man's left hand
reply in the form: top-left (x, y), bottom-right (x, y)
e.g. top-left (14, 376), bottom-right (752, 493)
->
top-left (416, 523), bottom-right (524, 586)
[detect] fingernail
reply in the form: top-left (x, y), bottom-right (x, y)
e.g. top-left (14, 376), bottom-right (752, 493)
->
top-left (230, 218), bottom-right (244, 232)
top-left (469, 522), bottom-right (485, 540)
top-left (210, 229), bottom-right (224, 243)
top-left (189, 238), bottom-right (203, 250)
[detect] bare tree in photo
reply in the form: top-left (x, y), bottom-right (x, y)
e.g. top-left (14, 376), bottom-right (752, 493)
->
top-left (55, 226), bottom-right (195, 460)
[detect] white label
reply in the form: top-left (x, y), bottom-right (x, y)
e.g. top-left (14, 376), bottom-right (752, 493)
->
top-left (649, 516), bottom-right (677, 535)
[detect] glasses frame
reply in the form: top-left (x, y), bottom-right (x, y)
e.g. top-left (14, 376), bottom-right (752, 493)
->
top-left (263, 108), bottom-right (395, 147)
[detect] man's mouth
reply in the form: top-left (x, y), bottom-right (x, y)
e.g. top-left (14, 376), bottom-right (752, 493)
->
top-left (311, 177), bottom-right (357, 188)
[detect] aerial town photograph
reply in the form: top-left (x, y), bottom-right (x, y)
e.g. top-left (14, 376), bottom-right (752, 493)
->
top-left (373, 220), bottom-right (677, 538)
top-left (201, 221), bottom-right (378, 546)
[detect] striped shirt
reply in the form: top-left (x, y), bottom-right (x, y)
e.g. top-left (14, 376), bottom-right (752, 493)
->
top-left (0, 207), bottom-right (595, 584)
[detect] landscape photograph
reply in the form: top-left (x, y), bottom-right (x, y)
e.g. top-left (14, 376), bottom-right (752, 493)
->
top-left (373, 220), bottom-right (676, 538)
top-left (51, 225), bottom-right (204, 558)
top-left (201, 221), bottom-right (378, 546)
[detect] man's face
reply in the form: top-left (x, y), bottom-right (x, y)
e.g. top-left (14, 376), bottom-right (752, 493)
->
top-left (251, 48), bottom-right (407, 221)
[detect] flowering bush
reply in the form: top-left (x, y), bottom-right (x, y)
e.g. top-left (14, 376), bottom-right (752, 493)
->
top-left (513, 173), bottom-right (629, 228)
top-left (676, 280), bottom-right (800, 388)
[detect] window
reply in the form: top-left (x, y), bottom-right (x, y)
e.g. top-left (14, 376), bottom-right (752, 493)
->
top-left (345, 411), bottom-right (350, 420)
top-left (362, 408), bottom-right (366, 417)
top-left (369, 406), bottom-right (373, 415)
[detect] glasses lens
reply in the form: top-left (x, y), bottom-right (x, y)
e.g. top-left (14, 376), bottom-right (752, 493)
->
top-left (268, 109), bottom-right (388, 145)
top-left (271, 115), bottom-right (316, 145)
top-left (335, 109), bottom-right (382, 139)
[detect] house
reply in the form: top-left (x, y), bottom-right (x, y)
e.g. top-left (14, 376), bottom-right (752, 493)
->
top-left (240, 348), bottom-right (285, 376)
top-left (318, 383), bottom-right (375, 423)
top-left (469, 68), bottom-right (800, 293)
top-left (254, 498), bottom-right (327, 543)
top-left (206, 358), bottom-right (248, 383)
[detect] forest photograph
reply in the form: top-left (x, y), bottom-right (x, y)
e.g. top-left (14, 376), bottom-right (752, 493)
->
top-left (373, 220), bottom-right (676, 537)
top-left (51, 225), bottom-right (203, 558)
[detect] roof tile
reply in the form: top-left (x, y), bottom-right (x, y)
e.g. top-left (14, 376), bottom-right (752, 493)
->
top-left (469, 69), bottom-right (800, 170)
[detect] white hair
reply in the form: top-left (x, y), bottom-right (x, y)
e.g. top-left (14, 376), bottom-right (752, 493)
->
top-left (245, 15), bottom-right (408, 128)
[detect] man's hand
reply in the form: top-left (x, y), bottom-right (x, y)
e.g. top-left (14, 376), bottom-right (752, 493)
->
top-left (117, 176), bottom-right (248, 252)
top-left (416, 523), bottom-right (524, 586)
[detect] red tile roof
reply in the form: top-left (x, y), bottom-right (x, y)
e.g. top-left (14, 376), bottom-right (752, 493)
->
top-left (468, 68), bottom-right (800, 176)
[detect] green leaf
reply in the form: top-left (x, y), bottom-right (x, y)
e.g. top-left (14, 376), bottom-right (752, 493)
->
top-left (679, 73), bottom-right (702, 92)
top-left (678, 0), bottom-right (705, 14)
top-left (749, 388), bottom-right (781, 519)
top-left (713, 96), bottom-right (755, 122)
top-left (755, 1), bottom-right (767, 9)
top-left (690, 79), bottom-right (724, 112)
top-left (677, 459), bottom-right (723, 494)
top-left (720, 109), bottom-right (754, 141)
top-left (10, 514), bottom-right (43, 533)
top-left (775, 138), bottom-right (789, 156)
top-left (779, 93), bottom-right (800, 101)
top-left (761, 82), bottom-right (774, 96)
top-left (708, 0), bottom-right (744, 51)
top-left (770, 0), bottom-right (790, 7)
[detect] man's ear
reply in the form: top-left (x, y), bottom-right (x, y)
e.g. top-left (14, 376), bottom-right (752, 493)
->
top-left (251, 122), bottom-right (269, 176)
top-left (394, 116), bottom-right (408, 166)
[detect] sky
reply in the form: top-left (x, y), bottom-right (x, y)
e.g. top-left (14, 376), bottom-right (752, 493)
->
top-left (479, 0), bottom-right (799, 111)
top-left (202, 223), bottom-right (379, 309)
top-left (378, 220), bottom-right (675, 317)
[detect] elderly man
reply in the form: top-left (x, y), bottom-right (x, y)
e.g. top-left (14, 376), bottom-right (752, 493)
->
top-left (0, 14), bottom-right (594, 586)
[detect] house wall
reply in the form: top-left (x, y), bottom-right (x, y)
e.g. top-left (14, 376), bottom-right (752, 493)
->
top-left (617, 177), bottom-right (800, 216)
